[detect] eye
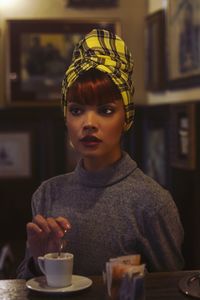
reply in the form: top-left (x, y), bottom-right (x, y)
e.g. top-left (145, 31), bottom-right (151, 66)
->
top-left (98, 105), bottom-right (115, 116)
top-left (68, 104), bottom-right (83, 116)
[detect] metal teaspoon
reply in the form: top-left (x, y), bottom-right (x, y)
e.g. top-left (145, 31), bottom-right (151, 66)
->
top-left (58, 229), bottom-right (67, 257)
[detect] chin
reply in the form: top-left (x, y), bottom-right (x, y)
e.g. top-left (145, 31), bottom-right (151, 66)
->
top-left (82, 151), bottom-right (101, 158)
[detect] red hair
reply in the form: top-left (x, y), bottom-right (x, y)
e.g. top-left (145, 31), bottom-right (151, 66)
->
top-left (66, 69), bottom-right (122, 105)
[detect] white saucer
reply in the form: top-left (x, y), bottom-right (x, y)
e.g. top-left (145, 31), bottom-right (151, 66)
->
top-left (26, 275), bottom-right (92, 294)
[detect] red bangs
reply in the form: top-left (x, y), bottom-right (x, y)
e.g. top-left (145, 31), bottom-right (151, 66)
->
top-left (66, 69), bottom-right (122, 105)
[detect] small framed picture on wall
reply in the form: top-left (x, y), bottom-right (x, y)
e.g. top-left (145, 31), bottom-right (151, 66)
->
top-left (166, 0), bottom-right (200, 88)
top-left (67, 0), bottom-right (118, 8)
top-left (145, 10), bottom-right (166, 91)
top-left (0, 131), bottom-right (32, 178)
top-left (169, 103), bottom-right (196, 170)
top-left (7, 19), bottom-right (120, 105)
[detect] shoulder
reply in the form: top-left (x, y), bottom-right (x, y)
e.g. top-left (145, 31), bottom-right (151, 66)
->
top-left (126, 166), bottom-right (176, 215)
top-left (31, 172), bottom-right (75, 214)
top-left (36, 172), bottom-right (73, 192)
top-left (32, 172), bottom-right (74, 204)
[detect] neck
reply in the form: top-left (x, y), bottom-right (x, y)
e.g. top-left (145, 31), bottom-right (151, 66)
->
top-left (82, 150), bottom-right (122, 172)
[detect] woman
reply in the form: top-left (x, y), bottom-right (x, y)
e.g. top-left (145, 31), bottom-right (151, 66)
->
top-left (17, 29), bottom-right (184, 279)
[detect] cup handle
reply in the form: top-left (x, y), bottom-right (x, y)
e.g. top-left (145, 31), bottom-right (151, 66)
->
top-left (38, 256), bottom-right (46, 274)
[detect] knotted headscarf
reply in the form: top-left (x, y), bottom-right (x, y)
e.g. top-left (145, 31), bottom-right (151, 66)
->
top-left (62, 29), bottom-right (135, 130)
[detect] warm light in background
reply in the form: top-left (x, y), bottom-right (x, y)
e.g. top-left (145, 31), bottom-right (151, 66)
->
top-left (0, 0), bottom-right (18, 9)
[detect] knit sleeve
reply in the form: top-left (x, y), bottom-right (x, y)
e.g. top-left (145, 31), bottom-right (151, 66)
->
top-left (31, 182), bottom-right (49, 216)
top-left (137, 192), bottom-right (184, 272)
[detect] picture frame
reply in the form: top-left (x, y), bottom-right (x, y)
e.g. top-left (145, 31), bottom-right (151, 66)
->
top-left (67, 0), bottom-right (118, 8)
top-left (7, 19), bottom-right (120, 105)
top-left (141, 106), bottom-right (170, 188)
top-left (166, 0), bottom-right (200, 89)
top-left (0, 131), bottom-right (31, 178)
top-left (169, 103), bottom-right (196, 170)
top-left (145, 10), bottom-right (166, 91)
top-left (144, 127), bottom-right (168, 186)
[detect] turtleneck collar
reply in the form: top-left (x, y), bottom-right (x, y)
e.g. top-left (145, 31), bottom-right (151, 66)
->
top-left (74, 152), bottom-right (137, 188)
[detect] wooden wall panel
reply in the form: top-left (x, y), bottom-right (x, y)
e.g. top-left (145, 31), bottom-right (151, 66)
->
top-left (0, 106), bottom-right (66, 242)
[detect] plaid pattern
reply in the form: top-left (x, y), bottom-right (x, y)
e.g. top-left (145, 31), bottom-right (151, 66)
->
top-left (62, 29), bottom-right (135, 130)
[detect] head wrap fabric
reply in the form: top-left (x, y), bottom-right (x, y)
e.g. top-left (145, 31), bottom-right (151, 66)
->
top-left (62, 28), bottom-right (135, 130)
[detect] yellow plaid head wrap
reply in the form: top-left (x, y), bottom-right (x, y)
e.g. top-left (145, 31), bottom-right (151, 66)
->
top-left (62, 29), bottom-right (135, 130)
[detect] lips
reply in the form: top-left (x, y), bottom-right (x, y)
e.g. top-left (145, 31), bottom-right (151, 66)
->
top-left (80, 135), bottom-right (102, 146)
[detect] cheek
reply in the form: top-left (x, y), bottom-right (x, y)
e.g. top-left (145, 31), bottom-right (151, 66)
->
top-left (66, 120), bottom-right (78, 141)
top-left (104, 119), bottom-right (124, 140)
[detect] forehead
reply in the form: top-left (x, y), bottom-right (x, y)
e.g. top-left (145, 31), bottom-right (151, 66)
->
top-left (68, 99), bottom-right (122, 106)
top-left (66, 99), bottom-right (125, 114)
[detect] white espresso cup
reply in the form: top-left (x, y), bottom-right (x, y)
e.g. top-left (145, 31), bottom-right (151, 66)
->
top-left (38, 252), bottom-right (74, 288)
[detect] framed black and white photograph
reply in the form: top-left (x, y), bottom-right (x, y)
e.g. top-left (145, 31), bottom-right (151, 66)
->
top-left (0, 132), bottom-right (31, 178)
top-left (145, 10), bottom-right (166, 91)
top-left (141, 107), bottom-right (170, 188)
top-left (166, 0), bottom-right (200, 88)
top-left (145, 128), bottom-right (167, 186)
top-left (170, 103), bottom-right (196, 170)
top-left (7, 19), bottom-right (120, 104)
top-left (67, 0), bottom-right (118, 8)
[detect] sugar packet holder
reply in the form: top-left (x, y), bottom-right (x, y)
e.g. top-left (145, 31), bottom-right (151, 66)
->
top-left (109, 254), bottom-right (141, 266)
top-left (103, 254), bottom-right (142, 286)
top-left (103, 254), bottom-right (145, 299)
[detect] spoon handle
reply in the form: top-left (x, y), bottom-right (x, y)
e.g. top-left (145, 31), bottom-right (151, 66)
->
top-left (58, 229), bottom-right (67, 257)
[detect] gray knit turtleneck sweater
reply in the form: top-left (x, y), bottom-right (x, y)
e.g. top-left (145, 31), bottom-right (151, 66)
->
top-left (17, 152), bottom-right (184, 279)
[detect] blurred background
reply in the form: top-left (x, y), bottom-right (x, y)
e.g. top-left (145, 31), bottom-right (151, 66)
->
top-left (0, 0), bottom-right (200, 277)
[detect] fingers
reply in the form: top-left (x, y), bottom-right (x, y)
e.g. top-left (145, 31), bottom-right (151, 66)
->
top-left (46, 217), bottom-right (64, 238)
top-left (26, 215), bottom-right (71, 259)
top-left (33, 214), bottom-right (51, 233)
top-left (27, 222), bottom-right (42, 236)
top-left (47, 216), bottom-right (71, 238)
top-left (28, 214), bottom-right (71, 238)
top-left (26, 216), bottom-right (49, 242)
top-left (55, 216), bottom-right (71, 231)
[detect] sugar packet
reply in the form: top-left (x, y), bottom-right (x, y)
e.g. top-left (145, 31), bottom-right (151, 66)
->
top-left (103, 254), bottom-right (145, 300)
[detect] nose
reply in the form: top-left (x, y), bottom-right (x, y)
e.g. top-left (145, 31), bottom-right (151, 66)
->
top-left (82, 111), bottom-right (98, 133)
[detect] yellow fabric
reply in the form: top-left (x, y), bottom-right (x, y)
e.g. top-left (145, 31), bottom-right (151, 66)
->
top-left (62, 29), bottom-right (135, 130)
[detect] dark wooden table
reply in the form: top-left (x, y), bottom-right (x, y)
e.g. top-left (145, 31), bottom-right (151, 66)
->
top-left (0, 270), bottom-right (198, 299)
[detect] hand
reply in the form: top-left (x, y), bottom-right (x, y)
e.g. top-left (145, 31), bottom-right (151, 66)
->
top-left (26, 214), bottom-right (71, 260)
